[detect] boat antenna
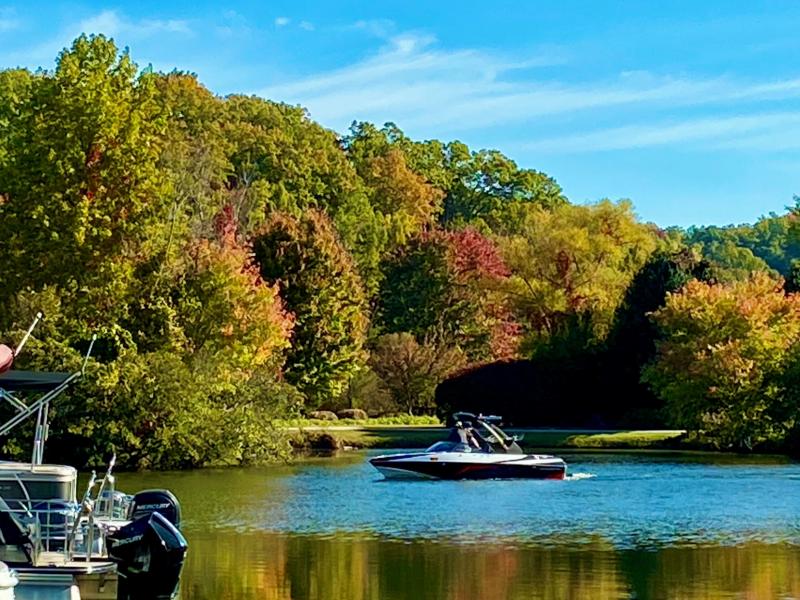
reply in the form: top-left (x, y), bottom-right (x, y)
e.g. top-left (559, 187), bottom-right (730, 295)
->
top-left (94, 453), bottom-right (116, 508)
top-left (14, 312), bottom-right (42, 358)
top-left (81, 334), bottom-right (97, 375)
top-left (68, 469), bottom-right (98, 555)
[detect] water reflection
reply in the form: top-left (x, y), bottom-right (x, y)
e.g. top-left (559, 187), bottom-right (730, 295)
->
top-left (116, 452), bottom-right (800, 599)
top-left (181, 532), bottom-right (800, 600)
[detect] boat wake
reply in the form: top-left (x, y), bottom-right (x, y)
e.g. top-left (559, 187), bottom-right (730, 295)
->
top-left (565, 472), bottom-right (596, 481)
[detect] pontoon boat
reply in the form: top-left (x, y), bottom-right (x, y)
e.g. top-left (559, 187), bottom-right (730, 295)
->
top-left (0, 314), bottom-right (188, 599)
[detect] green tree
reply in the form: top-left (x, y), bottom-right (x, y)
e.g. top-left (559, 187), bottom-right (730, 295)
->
top-left (686, 211), bottom-right (800, 280)
top-left (601, 248), bottom-right (715, 422)
top-left (0, 35), bottom-right (170, 326)
top-left (378, 228), bottom-right (518, 362)
top-left (501, 200), bottom-right (659, 350)
top-left (223, 96), bottom-right (358, 231)
top-left (369, 333), bottom-right (466, 415)
top-left (252, 210), bottom-right (368, 407)
top-left (152, 72), bottom-right (230, 249)
top-left (0, 68), bottom-right (34, 169)
top-left (642, 273), bottom-right (800, 449)
top-left (330, 191), bottom-right (388, 299)
top-left (441, 147), bottom-right (565, 227)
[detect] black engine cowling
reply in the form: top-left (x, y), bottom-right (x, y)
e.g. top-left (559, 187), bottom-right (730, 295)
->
top-left (107, 490), bottom-right (187, 599)
top-left (128, 489), bottom-right (182, 528)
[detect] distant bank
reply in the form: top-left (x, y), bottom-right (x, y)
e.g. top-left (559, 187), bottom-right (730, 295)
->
top-left (288, 425), bottom-right (688, 453)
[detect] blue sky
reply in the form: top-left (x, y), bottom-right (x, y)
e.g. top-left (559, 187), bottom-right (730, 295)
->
top-left (2, 1), bottom-right (800, 227)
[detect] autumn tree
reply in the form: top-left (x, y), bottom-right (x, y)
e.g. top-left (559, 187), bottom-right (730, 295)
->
top-left (0, 38), bottom-right (303, 468)
top-left (344, 122), bottom-right (565, 230)
top-left (176, 209), bottom-right (293, 375)
top-left (0, 35), bottom-right (170, 327)
top-left (501, 200), bottom-right (659, 352)
top-left (378, 228), bottom-right (518, 362)
top-left (369, 333), bottom-right (466, 415)
top-left (340, 124), bottom-right (447, 297)
top-left (642, 274), bottom-right (800, 449)
top-left (252, 210), bottom-right (369, 407)
top-left (359, 148), bottom-right (444, 243)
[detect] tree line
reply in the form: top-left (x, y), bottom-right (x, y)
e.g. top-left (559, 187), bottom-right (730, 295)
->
top-left (1, 36), bottom-right (798, 467)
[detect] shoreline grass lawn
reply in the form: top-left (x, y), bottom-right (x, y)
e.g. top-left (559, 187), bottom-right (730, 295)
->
top-left (289, 425), bottom-right (686, 451)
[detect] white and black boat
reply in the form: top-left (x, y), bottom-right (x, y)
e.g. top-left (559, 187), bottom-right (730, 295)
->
top-left (370, 413), bottom-right (567, 480)
top-left (0, 315), bottom-right (188, 599)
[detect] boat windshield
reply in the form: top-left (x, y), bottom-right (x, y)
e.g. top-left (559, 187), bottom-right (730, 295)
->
top-left (426, 441), bottom-right (474, 453)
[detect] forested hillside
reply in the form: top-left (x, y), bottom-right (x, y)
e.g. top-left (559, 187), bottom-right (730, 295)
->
top-left (1, 36), bottom-right (798, 467)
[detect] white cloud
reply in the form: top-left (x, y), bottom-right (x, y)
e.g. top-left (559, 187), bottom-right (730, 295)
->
top-left (79, 10), bottom-right (190, 37)
top-left (349, 19), bottom-right (395, 38)
top-left (79, 10), bottom-right (122, 35)
top-left (215, 10), bottom-right (249, 38)
top-left (523, 112), bottom-right (800, 153)
top-left (0, 9), bottom-right (192, 69)
top-left (257, 31), bottom-right (800, 143)
top-left (275, 16), bottom-right (290, 27)
top-left (299, 21), bottom-right (314, 31)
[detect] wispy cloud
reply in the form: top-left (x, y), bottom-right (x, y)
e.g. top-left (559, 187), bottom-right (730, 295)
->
top-left (274, 16), bottom-right (290, 27)
top-left (523, 112), bottom-right (800, 153)
top-left (215, 10), bottom-right (250, 39)
top-left (0, 9), bottom-right (192, 68)
top-left (299, 21), bottom-right (314, 32)
top-left (258, 32), bottom-right (800, 137)
top-left (258, 33), bottom-right (567, 129)
top-left (348, 19), bottom-right (395, 38)
top-left (80, 10), bottom-right (191, 37)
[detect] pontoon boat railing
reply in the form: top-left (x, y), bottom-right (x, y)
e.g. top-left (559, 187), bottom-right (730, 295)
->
top-left (3, 501), bottom-right (108, 563)
top-left (3, 486), bottom-right (128, 565)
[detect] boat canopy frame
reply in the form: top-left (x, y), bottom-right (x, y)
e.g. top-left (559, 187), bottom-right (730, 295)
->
top-left (450, 412), bottom-right (522, 453)
top-left (0, 333), bottom-right (95, 466)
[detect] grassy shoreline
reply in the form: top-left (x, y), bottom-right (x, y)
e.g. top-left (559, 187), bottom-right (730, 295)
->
top-left (288, 425), bottom-right (689, 452)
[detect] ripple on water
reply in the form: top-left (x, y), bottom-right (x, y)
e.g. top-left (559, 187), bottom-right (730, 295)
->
top-left (242, 451), bottom-right (800, 549)
top-left (119, 451), bottom-right (800, 550)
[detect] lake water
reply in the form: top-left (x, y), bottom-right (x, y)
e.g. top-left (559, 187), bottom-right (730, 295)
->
top-left (122, 450), bottom-right (800, 599)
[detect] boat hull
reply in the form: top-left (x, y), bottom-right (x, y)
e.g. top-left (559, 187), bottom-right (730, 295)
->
top-left (370, 452), bottom-right (566, 480)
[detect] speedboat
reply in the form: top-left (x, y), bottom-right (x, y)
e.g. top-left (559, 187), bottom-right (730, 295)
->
top-left (0, 315), bottom-right (188, 599)
top-left (370, 413), bottom-right (567, 480)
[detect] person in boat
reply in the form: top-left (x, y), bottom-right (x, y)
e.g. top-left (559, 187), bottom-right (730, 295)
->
top-left (466, 426), bottom-right (490, 451)
top-left (445, 420), bottom-right (490, 452)
top-left (445, 421), bottom-right (470, 446)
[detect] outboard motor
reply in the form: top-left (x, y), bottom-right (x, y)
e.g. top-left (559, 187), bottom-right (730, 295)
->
top-left (128, 490), bottom-right (182, 528)
top-left (107, 490), bottom-right (187, 599)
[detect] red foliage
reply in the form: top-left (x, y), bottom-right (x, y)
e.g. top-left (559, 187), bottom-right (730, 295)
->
top-left (395, 227), bottom-right (521, 362)
top-left (444, 227), bottom-right (510, 280)
top-left (488, 305), bottom-right (523, 361)
top-left (213, 204), bottom-right (239, 245)
top-left (443, 227), bottom-right (521, 360)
